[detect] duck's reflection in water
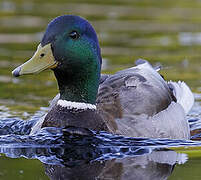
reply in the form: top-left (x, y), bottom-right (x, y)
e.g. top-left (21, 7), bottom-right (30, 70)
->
top-left (0, 135), bottom-right (187, 180)
top-left (44, 149), bottom-right (186, 180)
top-left (0, 125), bottom-right (191, 180)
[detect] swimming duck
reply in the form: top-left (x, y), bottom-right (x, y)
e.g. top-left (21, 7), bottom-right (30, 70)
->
top-left (12, 15), bottom-right (194, 139)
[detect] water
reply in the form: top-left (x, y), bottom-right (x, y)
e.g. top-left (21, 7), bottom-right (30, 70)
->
top-left (0, 124), bottom-right (201, 179)
top-left (0, 0), bottom-right (201, 179)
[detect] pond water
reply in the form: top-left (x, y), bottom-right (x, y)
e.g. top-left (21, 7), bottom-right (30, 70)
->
top-left (0, 0), bottom-right (201, 179)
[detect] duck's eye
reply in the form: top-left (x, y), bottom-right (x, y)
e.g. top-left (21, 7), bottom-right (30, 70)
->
top-left (69, 31), bottom-right (80, 40)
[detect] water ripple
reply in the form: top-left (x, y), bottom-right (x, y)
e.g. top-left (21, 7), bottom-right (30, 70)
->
top-left (0, 120), bottom-right (199, 167)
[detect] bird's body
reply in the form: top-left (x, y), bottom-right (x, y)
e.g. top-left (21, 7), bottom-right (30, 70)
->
top-left (12, 15), bottom-right (194, 139)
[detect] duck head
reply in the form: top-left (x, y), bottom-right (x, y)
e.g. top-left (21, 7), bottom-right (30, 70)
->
top-left (12, 15), bottom-right (102, 104)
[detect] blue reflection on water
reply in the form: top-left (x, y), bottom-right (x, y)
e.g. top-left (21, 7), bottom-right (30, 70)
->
top-left (0, 117), bottom-right (200, 167)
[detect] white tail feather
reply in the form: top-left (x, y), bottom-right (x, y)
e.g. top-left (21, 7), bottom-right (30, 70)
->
top-left (168, 81), bottom-right (194, 114)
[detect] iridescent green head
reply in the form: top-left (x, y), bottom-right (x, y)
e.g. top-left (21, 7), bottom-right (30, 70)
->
top-left (12, 15), bottom-right (102, 104)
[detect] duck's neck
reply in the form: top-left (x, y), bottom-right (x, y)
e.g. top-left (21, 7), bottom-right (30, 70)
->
top-left (54, 60), bottom-right (100, 105)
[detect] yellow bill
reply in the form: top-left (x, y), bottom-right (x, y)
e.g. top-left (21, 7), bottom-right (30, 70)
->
top-left (12, 43), bottom-right (58, 77)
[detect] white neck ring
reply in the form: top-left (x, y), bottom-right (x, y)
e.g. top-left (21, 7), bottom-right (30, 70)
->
top-left (57, 100), bottom-right (96, 110)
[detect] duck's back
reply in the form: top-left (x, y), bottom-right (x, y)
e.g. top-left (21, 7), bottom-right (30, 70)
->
top-left (97, 60), bottom-right (192, 139)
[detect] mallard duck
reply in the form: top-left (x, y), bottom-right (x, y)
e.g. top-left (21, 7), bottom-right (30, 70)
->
top-left (12, 15), bottom-right (194, 139)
